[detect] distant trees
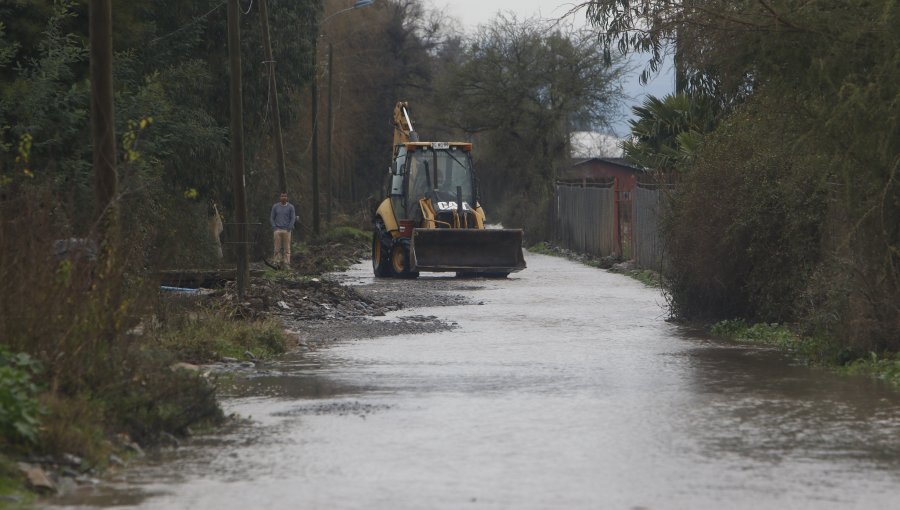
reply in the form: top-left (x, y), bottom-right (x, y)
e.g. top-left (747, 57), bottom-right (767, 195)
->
top-left (0, 0), bottom-right (631, 256)
top-left (315, 0), bottom-right (455, 212)
top-left (319, 8), bottom-right (628, 240)
top-left (434, 15), bottom-right (627, 240)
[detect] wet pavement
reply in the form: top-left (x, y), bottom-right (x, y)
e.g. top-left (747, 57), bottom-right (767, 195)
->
top-left (46, 253), bottom-right (900, 509)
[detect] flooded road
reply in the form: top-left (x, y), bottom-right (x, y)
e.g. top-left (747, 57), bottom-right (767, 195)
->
top-left (49, 253), bottom-right (900, 509)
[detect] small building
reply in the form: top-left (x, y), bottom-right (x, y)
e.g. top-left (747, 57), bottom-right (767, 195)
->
top-left (560, 157), bottom-right (645, 192)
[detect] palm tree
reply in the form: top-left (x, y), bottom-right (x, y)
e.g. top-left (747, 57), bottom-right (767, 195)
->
top-left (623, 93), bottom-right (719, 174)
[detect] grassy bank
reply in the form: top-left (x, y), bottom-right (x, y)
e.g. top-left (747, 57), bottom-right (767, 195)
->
top-left (0, 304), bottom-right (286, 499)
top-left (152, 303), bottom-right (288, 364)
top-left (0, 222), bottom-right (371, 498)
top-left (710, 319), bottom-right (900, 389)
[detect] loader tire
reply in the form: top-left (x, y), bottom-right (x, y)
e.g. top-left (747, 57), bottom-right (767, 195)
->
top-left (391, 244), bottom-right (419, 279)
top-left (372, 225), bottom-right (392, 277)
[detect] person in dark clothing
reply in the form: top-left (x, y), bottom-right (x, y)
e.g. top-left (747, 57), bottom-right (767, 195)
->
top-left (270, 192), bottom-right (296, 268)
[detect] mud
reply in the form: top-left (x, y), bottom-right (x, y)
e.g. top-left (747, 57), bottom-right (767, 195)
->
top-left (280, 274), bottom-right (485, 342)
top-left (212, 242), bottom-right (487, 348)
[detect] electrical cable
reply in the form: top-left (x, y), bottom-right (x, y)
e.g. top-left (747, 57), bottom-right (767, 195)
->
top-left (149, 1), bottom-right (227, 45)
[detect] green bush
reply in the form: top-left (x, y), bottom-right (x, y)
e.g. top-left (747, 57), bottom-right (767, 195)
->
top-left (663, 93), bottom-right (828, 323)
top-left (527, 242), bottom-right (553, 255)
top-left (843, 353), bottom-right (900, 388)
top-left (0, 348), bottom-right (43, 445)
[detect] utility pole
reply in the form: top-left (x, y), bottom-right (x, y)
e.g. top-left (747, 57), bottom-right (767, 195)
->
top-left (259, 0), bottom-right (288, 194)
top-left (311, 35), bottom-right (320, 237)
top-left (325, 42), bottom-right (334, 225)
top-left (311, 0), bottom-right (373, 232)
top-left (228, 0), bottom-right (249, 299)
top-left (89, 0), bottom-right (118, 247)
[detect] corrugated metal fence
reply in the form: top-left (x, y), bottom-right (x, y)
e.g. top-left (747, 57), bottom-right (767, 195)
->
top-left (632, 184), bottom-right (668, 272)
top-left (556, 180), bottom-right (670, 271)
top-left (556, 182), bottom-right (617, 257)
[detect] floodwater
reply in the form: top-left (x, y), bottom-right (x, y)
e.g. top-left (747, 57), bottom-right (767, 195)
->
top-left (47, 253), bottom-right (900, 509)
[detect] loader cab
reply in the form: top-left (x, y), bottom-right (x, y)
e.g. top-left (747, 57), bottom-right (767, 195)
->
top-left (389, 146), bottom-right (408, 219)
top-left (392, 142), bottom-right (476, 224)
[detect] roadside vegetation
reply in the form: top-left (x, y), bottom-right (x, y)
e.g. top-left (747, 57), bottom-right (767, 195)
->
top-left (152, 306), bottom-right (287, 364)
top-left (0, 188), bottom-right (285, 498)
top-left (528, 241), bottom-right (614, 269)
top-left (583, 1), bottom-right (899, 375)
top-left (709, 320), bottom-right (844, 366)
top-left (528, 242), bottom-right (661, 287)
top-left (711, 319), bottom-right (900, 389)
top-left (0, 185), bottom-right (365, 498)
top-left (0, 0), bottom-right (440, 498)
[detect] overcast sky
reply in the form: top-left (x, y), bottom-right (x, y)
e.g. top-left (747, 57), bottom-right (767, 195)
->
top-left (424, 0), bottom-right (674, 137)
top-left (430, 0), bottom-right (582, 28)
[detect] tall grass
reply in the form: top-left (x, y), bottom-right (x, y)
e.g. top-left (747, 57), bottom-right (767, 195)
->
top-left (0, 185), bottom-right (222, 459)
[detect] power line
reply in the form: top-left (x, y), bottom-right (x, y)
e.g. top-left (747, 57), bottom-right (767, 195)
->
top-left (149, 1), bottom-right (227, 46)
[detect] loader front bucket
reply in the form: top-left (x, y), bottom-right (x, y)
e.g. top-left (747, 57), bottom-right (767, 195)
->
top-left (410, 228), bottom-right (526, 273)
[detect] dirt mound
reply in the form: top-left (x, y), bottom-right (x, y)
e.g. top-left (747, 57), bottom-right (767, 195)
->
top-left (207, 227), bottom-right (465, 345)
top-left (217, 276), bottom-right (401, 321)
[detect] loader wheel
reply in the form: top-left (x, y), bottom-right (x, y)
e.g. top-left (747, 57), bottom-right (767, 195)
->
top-left (391, 244), bottom-right (419, 279)
top-left (372, 226), bottom-right (392, 277)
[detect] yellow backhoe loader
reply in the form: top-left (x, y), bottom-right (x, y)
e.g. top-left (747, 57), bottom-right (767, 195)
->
top-left (371, 102), bottom-right (526, 278)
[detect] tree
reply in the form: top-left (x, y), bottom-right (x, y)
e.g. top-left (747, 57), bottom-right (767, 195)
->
top-left (314, 0), bottom-right (455, 208)
top-left (583, 0), bottom-right (900, 352)
top-left (438, 15), bottom-right (627, 240)
top-left (623, 93), bottom-right (720, 174)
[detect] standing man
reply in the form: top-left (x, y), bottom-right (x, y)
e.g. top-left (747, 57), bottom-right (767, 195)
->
top-left (270, 192), bottom-right (296, 268)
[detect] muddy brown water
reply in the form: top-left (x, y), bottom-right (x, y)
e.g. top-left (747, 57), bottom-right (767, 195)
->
top-left (46, 253), bottom-right (900, 509)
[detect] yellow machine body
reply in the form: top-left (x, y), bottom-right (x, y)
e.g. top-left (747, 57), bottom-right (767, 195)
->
top-left (371, 102), bottom-right (526, 277)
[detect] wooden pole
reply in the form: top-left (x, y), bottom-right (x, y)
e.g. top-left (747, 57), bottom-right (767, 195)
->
top-left (228, 0), bottom-right (249, 298)
top-left (613, 177), bottom-right (621, 259)
top-left (326, 42), bottom-right (334, 225)
top-left (259, 0), bottom-right (288, 194)
top-left (311, 35), bottom-right (320, 237)
top-left (89, 0), bottom-right (118, 245)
